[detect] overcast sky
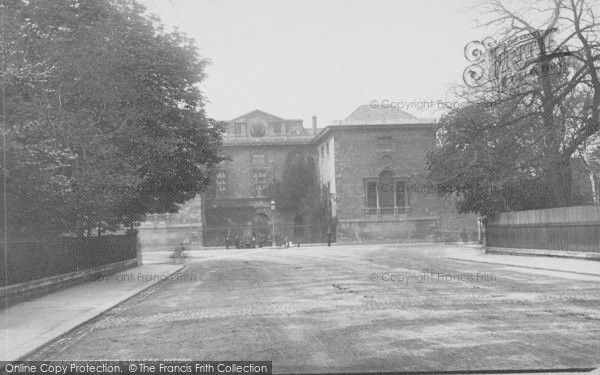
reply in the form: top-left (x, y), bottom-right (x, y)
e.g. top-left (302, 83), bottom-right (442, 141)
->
top-left (139, 0), bottom-right (491, 127)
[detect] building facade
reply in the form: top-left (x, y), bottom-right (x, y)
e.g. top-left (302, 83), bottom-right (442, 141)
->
top-left (204, 110), bottom-right (317, 246)
top-left (203, 106), bottom-right (478, 246)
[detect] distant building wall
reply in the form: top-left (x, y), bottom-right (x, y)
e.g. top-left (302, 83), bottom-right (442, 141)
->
top-left (138, 196), bottom-right (203, 251)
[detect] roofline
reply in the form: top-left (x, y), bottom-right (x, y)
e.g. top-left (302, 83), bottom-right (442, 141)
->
top-left (222, 138), bottom-right (315, 147)
top-left (228, 109), bottom-right (286, 123)
top-left (312, 122), bottom-right (438, 143)
top-left (344, 105), bottom-right (418, 121)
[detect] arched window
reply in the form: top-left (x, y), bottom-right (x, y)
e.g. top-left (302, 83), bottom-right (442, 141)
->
top-left (380, 155), bottom-right (392, 168)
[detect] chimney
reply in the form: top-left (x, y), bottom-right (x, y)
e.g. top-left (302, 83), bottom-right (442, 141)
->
top-left (312, 116), bottom-right (317, 135)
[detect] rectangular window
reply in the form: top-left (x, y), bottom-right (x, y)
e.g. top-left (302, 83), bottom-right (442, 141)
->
top-left (366, 181), bottom-right (377, 214)
top-left (273, 123), bottom-right (282, 136)
top-left (326, 142), bottom-right (329, 156)
top-left (216, 171), bottom-right (227, 197)
top-left (376, 136), bottom-right (393, 152)
top-left (396, 181), bottom-right (407, 213)
top-left (251, 153), bottom-right (266, 164)
top-left (234, 123), bottom-right (242, 136)
top-left (251, 170), bottom-right (267, 197)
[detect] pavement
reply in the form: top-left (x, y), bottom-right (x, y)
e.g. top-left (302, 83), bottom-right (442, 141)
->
top-left (444, 245), bottom-right (600, 278)
top-left (0, 263), bottom-right (183, 361)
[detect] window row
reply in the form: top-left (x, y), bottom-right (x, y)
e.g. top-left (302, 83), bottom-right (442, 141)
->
top-left (214, 169), bottom-right (267, 198)
top-left (365, 171), bottom-right (409, 215)
top-left (230, 122), bottom-right (287, 137)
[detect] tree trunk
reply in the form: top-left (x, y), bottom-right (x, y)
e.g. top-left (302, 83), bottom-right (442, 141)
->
top-left (548, 155), bottom-right (572, 207)
top-left (590, 172), bottom-right (599, 205)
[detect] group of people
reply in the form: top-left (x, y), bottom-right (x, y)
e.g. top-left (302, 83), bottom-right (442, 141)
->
top-left (223, 228), bottom-right (333, 249)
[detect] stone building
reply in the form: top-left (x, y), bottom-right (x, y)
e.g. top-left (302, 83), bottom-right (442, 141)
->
top-left (315, 105), bottom-right (476, 242)
top-left (202, 106), bottom-right (478, 246)
top-left (203, 110), bottom-right (317, 246)
top-left (137, 195), bottom-right (204, 251)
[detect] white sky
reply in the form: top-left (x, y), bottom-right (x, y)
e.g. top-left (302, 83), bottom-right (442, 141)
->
top-left (138, 0), bottom-right (493, 127)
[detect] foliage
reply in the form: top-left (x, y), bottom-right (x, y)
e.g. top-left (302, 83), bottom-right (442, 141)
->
top-left (1, 0), bottom-right (225, 237)
top-left (265, 153), bottom-right (320, 219)
top-left (428, 0), bottom-right (600, 214)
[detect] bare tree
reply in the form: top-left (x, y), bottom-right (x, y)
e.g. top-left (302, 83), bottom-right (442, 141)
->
top-left (461, 0), bottom-right (600, 206)
top-left (577, 133), bottom-right (600, 203)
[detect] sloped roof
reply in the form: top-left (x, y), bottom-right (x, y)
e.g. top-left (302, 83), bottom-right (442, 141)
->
top-left (229, 109), bottom-right (286, 123)
top-left (333, 105), bottom-right (435, 125)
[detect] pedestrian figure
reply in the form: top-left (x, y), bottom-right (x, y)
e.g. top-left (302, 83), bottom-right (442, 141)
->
top-left (460, 228), bottom-right (468, 244)
top-left (235, 236), bottom-right (240, 249)
top-left (251, 233), bottom-right (256, 248)
top-left (284, 235), bottom-right (289, 248)
top-left (225, 236), bottom-right (230, 249)
top-left (327, 228), bottom-right (332, 247)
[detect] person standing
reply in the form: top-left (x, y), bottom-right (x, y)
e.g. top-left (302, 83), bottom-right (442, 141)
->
top-left (327, 228), bottom-right (332, 247)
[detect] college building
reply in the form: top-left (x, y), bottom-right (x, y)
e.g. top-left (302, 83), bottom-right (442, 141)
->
top-left (202, 105), bottom-right (478, 246)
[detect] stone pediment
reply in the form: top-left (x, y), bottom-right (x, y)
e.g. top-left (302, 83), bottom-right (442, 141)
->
top-left (229, 110), bottom-right (286, 124)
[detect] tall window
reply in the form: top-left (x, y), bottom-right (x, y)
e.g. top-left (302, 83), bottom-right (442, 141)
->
top-left (216, 171), bottom-right (227, 198)
top-left (396, 181), bottom-right (407, 213)
top-left (251, 170), bottom-right (267, 197)
top-left (273, 122), bottom-right (282, 136)
top-left (366, 181), bottom-right (377, 214)
top-left (379, 171), bottom-right (394, 214)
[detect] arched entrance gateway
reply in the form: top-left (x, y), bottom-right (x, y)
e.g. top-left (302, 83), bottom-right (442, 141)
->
top-left (252, 213), bottom-right (269, 247)
top-left (293, 214), bottom-right (303, 240)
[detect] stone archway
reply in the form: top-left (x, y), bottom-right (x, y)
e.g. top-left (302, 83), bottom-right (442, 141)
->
top-left (252, 213), bottom-right (269, 247)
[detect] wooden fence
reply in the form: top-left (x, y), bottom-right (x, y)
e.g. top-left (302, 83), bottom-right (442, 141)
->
top-left (485, 206), bottom-right (600, 257)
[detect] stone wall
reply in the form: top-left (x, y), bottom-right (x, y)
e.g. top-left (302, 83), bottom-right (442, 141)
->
top-left (332, 125), bottom-right (436, 220)
top-left (218, 144), bottom-right (314, 199)
top-left (329, 125), bottom-right (478, 241)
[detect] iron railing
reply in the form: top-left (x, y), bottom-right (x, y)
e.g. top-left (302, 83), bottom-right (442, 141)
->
top-left (0, 234), bottom-right (138, 287)
top-left (204, 223), bottom-right (334, 247)
top-left (364, 206), bottom-right (411, 216)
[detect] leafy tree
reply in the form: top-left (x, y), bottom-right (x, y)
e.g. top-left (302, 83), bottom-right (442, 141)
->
top-left (265, 153), bottom-right (319, 220)
top-left (429, 0), bottom-right (600, 214)
top-left (429, 101), bottom-right (560, 215)
top-left (1, 0), bottom-right (224, 238)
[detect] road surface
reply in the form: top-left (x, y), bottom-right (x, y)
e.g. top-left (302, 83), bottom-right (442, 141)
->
top-left (26, 244), bottom-right (600, 373)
